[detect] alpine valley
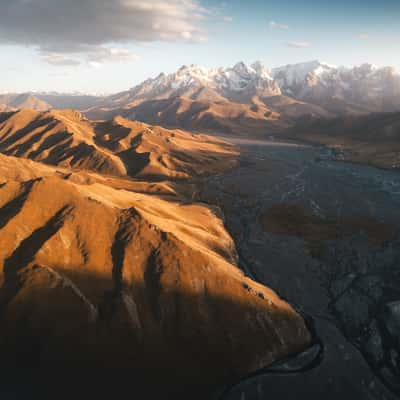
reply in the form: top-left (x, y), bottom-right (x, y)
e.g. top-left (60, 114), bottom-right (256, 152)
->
top-left (1, 60), bottom-right (400, 400)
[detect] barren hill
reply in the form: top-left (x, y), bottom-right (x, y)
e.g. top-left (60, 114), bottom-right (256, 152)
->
top-left (0, 153), bottom-right (311, 392)
top-left (0, 109), bottom-right (238, 179)
top-left (86, 94), bottom-right (292, 135)
top-left (0, 93), bottom-right (51, 111)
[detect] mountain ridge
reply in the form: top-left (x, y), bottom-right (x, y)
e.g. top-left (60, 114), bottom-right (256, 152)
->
top-left (84, 60), bottom-right (400, 136)
top-left (0, 109), bottom-right (238, 179)
top-left (3, 60), bottom-right (400, 137)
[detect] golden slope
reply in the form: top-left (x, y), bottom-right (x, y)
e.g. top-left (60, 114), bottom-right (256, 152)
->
top-left (0, 109), bottom-right (238, 179)
top-left (87, 95), bottom-right (288, 135)
top-left (0, 153), bottom-right (310, 385)
top-left (0, 109), bottom-right (126, 176)
top-left (96, 116), bottom-right (238, 178)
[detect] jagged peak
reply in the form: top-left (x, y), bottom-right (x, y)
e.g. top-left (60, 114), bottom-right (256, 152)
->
top-left (124, 60), bottom-right (400, 102)
top-left (273, 60), bottom-right (335, 73)
top-left (250, 60), bottom-right (268, 74)
top-left (232, 61), bottom-right (249, 73)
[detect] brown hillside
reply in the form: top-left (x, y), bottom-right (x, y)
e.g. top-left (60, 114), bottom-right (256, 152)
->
top-left (95, 115), bottom-right (238, 178)
top-left (0, 109), bottom-right (238, 179)
top-left (0, 153), bottom-right (311, 390)
top-left (86, 95), bottom-right (292, 135)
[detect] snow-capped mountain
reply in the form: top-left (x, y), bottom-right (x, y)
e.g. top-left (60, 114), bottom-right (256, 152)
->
top-left (3, 60), bottom-right (400, 136)
top-left (273, 60), bottom-right (400, 112)
top-left (272, 60), bottom-right (337, 96)
top-left (81, 60), bottom-right (400, 135)
top-left (4, 60), bottom-right (400, 116)
top-left (108, 60), bottom-right (400, 115)
top-left (126, 62), bottom-right (281, 102)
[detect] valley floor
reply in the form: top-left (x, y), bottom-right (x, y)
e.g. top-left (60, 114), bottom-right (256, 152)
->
top-left (202, 137), bottom-right (400, 399)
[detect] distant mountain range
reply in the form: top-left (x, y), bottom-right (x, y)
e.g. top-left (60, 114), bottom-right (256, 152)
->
top-left (2, 60), bottom-right (400, 134)
top-left (0, 92), bottom-right (103, 112)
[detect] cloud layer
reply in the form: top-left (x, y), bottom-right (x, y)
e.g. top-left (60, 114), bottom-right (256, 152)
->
top-left (286, 41), bottom-right (311, 48)
top-left (0, 0), bottom-right (207, 65)
top-left (41, 47), bottom-right (140, 67)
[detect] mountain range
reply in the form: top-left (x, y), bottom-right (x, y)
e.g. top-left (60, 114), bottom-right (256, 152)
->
top-left (3, 60), bottom-right (400, 135)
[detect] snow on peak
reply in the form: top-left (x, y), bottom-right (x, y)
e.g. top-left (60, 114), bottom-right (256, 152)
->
top-left (130, 61), bottom-right (279, 97)
top-left (232, 61), bottom-right (252, 75)
top-left (272, 60), bottom-right (337, 87)
top-left (128, 60), bottom-right (400, 103)
top-left (251, 61), bottom-right (273, 79)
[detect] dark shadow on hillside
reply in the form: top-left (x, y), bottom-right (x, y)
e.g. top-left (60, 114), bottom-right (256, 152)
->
top-left (0, 116), bottom-right (55, 151)
top-left (0, 266), bottom-right (309, 400)
top-left (0, 179), bottom-right (38, 230)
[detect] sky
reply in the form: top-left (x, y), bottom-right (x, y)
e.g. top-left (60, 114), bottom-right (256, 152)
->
top-left (1, 0), bottom-right (400, 94)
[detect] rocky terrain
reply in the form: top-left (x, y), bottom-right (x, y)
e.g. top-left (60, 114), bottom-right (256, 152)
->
top-left (0, 112), bottom-right (312, 399)
top-left (273, 61), bottom-right (400, 114)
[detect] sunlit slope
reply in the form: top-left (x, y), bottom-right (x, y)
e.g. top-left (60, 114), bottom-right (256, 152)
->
top-left (0, 153), bottom-right (310, 381)
top-left (0, 109), bottom-right (238, 179)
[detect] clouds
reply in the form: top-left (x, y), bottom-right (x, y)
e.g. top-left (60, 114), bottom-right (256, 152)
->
top-left (0, 0), bottom-right (207, 65)
top-left (87, 47), bottom-right (140, 64)
top-left (286, 41), bottom-right (311, 48)
top-left (358, 33), bottom-right (369, 40)
top-left (269, 20), bottom-right (289, 30)
top-left (41, 54), bottom-right (81, 67)
top-left (41, 46), bottom-right (140, 68)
